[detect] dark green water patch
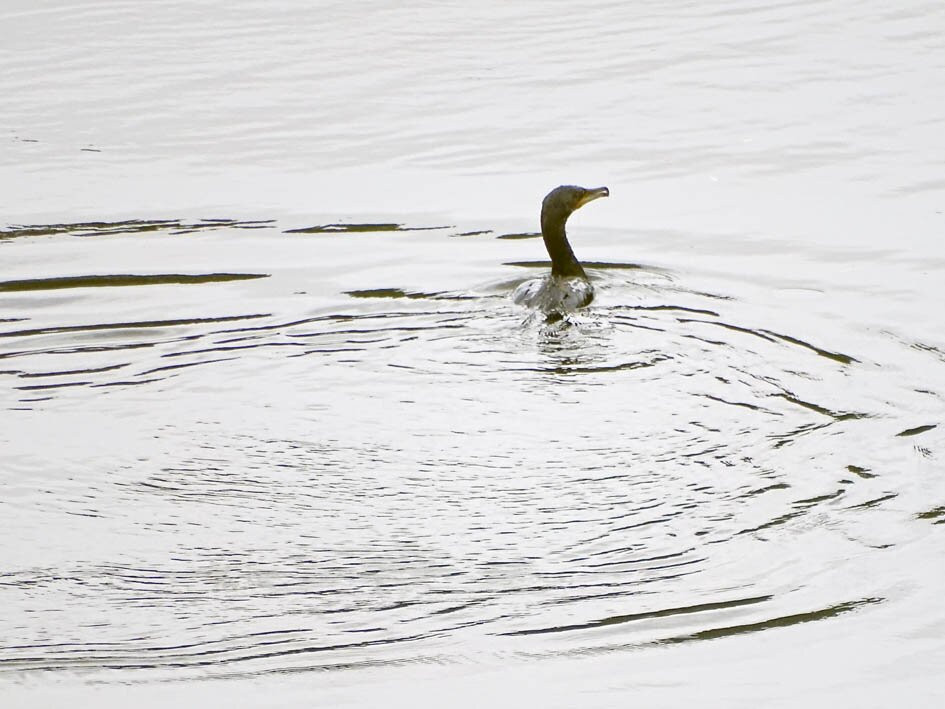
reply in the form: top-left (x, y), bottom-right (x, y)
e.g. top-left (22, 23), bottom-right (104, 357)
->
top-left (18, 363), bottom-right (128, 378)
top-left (15, 380), bottom-right (94, 392)
top-left (346, 288), bottom-right (432, 300)
top-left (285, 223), bottom-right (449, 234)
top-left (846, 493), bottom-right (898, 510)
top-left (701, 393), bottom-right (781, 415)
top-left (511, 599), bottom-right (884, 655)
top-left (847, 465), bottom-right (877, 479)
top-left (505, 260), bottom-right (649, 269)
top-left (520, 355), bottom-right (671, 377)
top-left (793, 489), bottom-right (846, 507)
top-left (911, 341), bottom-right (945, 362)
top-left (916, 506), bottom-right (945, 523)
top-left (0, 273), bottom-right (269, 293)
top-left (681, 319), bottom-right (857, 364)
top-left (658, 597), bottom-right (883, 644)
top-left (90, 377), bottom-right (164, 389)
top-left (499, 595), bottom-right (772, 636)
top-left (497, 232), bottom-right (542, 240)
top-left (172, 219), bottom-right (275, 234)
top-left (762, 330), bottom-right (857, 364)
top-left (345, 288), bottom-right (472, 301)
top-left (629, 304), bottom-right (720, 317)
top-left (769, 421), bottom-right (834, 450)
top-left (0, 314), bottom-right (270, 340)
top-left (0, 219), bottom-right (275, 240)
top-left (681, 320), bottom-right (772, 345)
top-left (775, 393), bottom-right (866, 421)
top-left (138, 357), bottom-right (239, 377)
top-left (896, 423), bottom-right (937, 437)
top-left (450, 230), bottom-right (493, 237)
top-left (740, 482), bottom-right (791, 498)
top-left (736, 509), bottom-right (805, 535)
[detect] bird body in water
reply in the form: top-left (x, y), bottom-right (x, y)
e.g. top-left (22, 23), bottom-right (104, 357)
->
top-left (512, 185), bottom-right (609, 317)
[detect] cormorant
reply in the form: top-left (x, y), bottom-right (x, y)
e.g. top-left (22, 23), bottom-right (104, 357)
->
top-left (512, 185), bottom-right (609, 317)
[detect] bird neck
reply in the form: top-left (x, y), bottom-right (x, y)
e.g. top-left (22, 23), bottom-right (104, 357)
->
top-left (541, 214), bottom-right (587, 279)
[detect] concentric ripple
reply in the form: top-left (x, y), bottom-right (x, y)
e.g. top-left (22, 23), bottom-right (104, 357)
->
top-left (1, 214), bottom-right (942, 683)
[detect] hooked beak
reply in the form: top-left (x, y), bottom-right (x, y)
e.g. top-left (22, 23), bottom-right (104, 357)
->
top-left (577, 186), bottom-right (609, 208)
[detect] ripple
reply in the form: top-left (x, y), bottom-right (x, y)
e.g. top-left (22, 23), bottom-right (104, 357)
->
top-left (285, 223), bottom-right (450, 234)
top-left (0, 273), bottom-right (268, 293)
top-left (499, 595), bottom-right (772, 636)
top-left (0, 219), bottom-right (276, 241)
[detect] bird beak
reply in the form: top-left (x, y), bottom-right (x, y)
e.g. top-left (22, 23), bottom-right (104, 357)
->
top-left (577, 186), bottom-right (609, 208)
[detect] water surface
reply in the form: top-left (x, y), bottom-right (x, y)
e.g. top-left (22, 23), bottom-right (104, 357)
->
top-left (2, 1), bottom-right (944, 706)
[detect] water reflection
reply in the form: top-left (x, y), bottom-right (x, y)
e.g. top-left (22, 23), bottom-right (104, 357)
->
top-left (285, 223), bottom-right (451, 234)
top-left (0, 219), bottom-right (276, 241)
top-left (0, 273), bottom-right (268, 293)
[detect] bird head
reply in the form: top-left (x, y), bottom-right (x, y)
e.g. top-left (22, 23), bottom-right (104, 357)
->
top-left (541, 185), bottom-right (609, 226)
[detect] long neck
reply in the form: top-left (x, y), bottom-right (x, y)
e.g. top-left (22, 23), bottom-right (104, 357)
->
top-left (541, 212), bottom-right (586, 279)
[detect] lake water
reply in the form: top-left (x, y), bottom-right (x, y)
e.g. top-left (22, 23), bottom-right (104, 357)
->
top-left (2, 1), bottom-right (944, 706)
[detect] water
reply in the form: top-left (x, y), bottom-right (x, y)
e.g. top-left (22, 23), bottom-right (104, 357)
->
top-left (2, 1), bottom-right (945, 706)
